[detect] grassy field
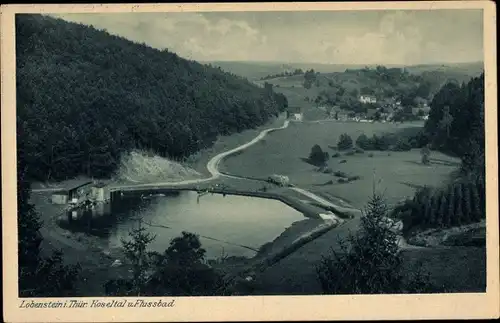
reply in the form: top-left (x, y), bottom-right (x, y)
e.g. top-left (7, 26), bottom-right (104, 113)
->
top-left (221, 120), bottom-right (459, 208)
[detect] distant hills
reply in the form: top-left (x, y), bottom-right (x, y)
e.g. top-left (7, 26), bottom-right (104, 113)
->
top-left (206, 60), bottom-right (484, 81)
top-left (16, 14), bottom-right (288, 181)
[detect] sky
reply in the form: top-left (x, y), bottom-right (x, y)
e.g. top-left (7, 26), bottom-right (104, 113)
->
top-left (50, 9), bottom-right (484, 65)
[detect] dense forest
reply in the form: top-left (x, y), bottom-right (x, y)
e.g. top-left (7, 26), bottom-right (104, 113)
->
top-left (424, 73), bottom-right (485, 167)
top-left (16, 14), bottom-right (287, 181)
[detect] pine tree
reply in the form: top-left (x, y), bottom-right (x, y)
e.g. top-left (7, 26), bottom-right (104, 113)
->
top-left (470, 182), bottom-right (482, 222)
top-left (462, 182), bottom-right (472, 224)
top-left (443, 186), bottom-right (454, 228)
top-left (120, 219), bottom-right (157, 296)
top-left (428, 194), bottom-right (438, 226)
top-left (317, 191), bottom-right (403, 294)
top-left (453, 183), bottom-right (464, 226)
top-left (437, 192), bottom-right (447, 227)
top-left (423, 197), bottom-right (433, 226)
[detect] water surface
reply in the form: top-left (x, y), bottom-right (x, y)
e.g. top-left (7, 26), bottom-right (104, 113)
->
top-left (58, 190), bottom-right (305, 259)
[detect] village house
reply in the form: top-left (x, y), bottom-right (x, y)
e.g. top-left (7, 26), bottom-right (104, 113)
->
top-left (329, 108), bottom-right (349, 121)
top-left (286, 106), bottom-right (303, 121)
top-left (359, 95), bottom-right (377, 104)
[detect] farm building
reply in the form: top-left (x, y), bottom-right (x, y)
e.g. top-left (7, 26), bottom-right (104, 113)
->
top-left (286, 107), bottom-right (303, 121)
top-left (50, 180), bottom-right (106, 205)
top-left (91, 182), bottom-right (110, 202)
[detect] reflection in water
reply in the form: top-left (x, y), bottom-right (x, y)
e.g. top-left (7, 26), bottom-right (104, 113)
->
top-left (57, 190), bottom-right (304, 259)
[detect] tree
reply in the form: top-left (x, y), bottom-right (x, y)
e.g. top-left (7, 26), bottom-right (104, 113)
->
top-left (421, 146), bottom-right (431, 165)
top-left (121, 220), bottom-right (157, 296)
top-left (148, 232), bottom-right (223, 296)
top-left (437, 105), bottom-right (454, 147)
top-left (444, 186), bottom-right (455, 227)
top-left (437, 192), bottom-right (448, 228)
top-left (316, 191), bottom-right (437, 294)
top-left (17, 152), bottom-right (80, 297)
top-left (356, 134), bottom-right (372, 150)
top-left (308, 144), bottom-right (329, 166)
top-left (453, 183), bottom-right (464, 226)
top-left (423, 195), bottom-right (433, 226)
top-left (337, 133), bottom-right (353, 150)
top-left (462, 182), bottom-right (472, 224)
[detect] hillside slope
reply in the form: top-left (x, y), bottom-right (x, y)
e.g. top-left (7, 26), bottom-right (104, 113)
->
top-left (16, 14), bottom-right (288, 181)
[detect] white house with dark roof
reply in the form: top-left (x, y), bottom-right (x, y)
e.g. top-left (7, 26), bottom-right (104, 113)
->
top-left (359, 95), bottom-right (377, 104)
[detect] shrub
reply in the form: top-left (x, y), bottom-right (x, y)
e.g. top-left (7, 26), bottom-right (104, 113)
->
top-left (337, 133), bottom-right (353, 150)
top-left (368, 153), bottom-right (374, 157)
top-left (348, 175), bottom-right (361, 181)
top-left (354, 147), bottom-right (364, 154)
top-left (337, 178), bottom-right (349, 183)
top-left (392, 138), bottom-right (412, 151)
top-left (322, 167), bottom-right (333, 174)
top-left (345, 150), bottom-right (355, 156)
top-left (333, 171), bottom-right (348, 178)
top-left (331, 152), bottom-right (341, 158)
top-left (339, 159), bottom-right (347, 164)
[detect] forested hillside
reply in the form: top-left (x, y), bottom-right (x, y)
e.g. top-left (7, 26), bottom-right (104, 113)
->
top-left (394, 73), bottom-right (486, 234)
top-left (16, 14), bottom-right (287, 181)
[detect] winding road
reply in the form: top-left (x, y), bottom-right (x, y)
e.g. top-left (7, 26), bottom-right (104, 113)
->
top-left (31, 118), bottom-right (357, 219)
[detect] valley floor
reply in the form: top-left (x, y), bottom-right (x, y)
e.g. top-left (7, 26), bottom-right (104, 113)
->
top-left (29, 118), bottom-right (486, 295)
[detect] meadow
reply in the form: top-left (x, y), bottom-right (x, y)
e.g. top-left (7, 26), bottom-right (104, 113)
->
top-left (221, 120), bottom-right (460, 208)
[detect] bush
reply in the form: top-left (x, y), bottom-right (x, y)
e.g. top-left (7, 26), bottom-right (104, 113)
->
top-left (339, 159), bottom-right (347, 164)
top-left (333, 171), bottom-right (348, 178)
top-left (348, 175), bottom-right (361, 181)
top-left (337, 133), bottom-right (353, 150)
top-left (322, 167), bottom-right (333, 174)
top-left (337, 178), bottom-right (349, 183)
top-left (345, 150), bottom-right (355, 156)
top-left (354, 147), bottom-right (365, 154)
top-left (309, 144), bottom-right (329, 166)
top-left (331, 152), bottom-right (341, 158)
top-left (368, 153), bottom-right (374, 157)
top-left (392, 138), bottom-right (412, 151)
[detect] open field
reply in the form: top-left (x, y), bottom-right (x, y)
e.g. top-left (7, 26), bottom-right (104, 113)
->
top-left (221, 120), bottom-right (458, 208)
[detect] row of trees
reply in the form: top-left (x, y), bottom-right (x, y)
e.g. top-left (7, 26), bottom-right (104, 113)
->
top-left (16, 14), bottom-right (288, 181)
top-left (260, 68), bottom-right (304, 80)
top-left (395, 177), bottom-right (486, 235)
top-left (303, 69), bottom-right (319, 89)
